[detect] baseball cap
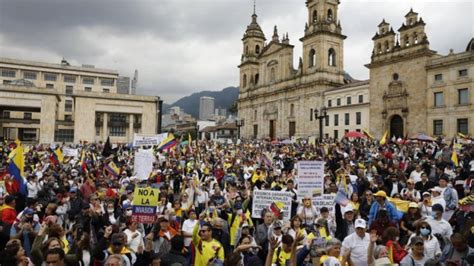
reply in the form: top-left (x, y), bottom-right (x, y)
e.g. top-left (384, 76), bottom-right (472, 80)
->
top-left (439, 174), bottom-right (449, 181)
top-left (411, 236), bottom-right (424, 245)
top-left (122, 202), bottom-right (132, 210)
top-left (273, 220), bottom-right (283, 229)
top-left (23, 208), bottom-right (35, 215)
top-left (342, 204), bottom-right (354, 215)
top-left (430, 187), bottom-right (443, 193)
top-left (69, 187), bottom-right (78, 193)
top-left (373, 190), bottom-right (387, 198)
top-left (409, 202), bottom-right (419, 209)
top-left (355, 218), bottom-right (366, 229)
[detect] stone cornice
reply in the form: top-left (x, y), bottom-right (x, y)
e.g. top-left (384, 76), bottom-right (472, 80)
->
top-left (365, 49), bottom-right (437, 69)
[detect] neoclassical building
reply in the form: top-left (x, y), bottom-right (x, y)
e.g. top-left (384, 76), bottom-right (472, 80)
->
top-left (238, 1), bottom-right (473, 140)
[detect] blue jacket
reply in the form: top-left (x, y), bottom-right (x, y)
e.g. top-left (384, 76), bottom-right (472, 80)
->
top-left (368, 199), bottom-right (399, 226)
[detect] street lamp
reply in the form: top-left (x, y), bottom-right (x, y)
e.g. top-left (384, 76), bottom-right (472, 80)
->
top-left (314, 106), bottom-right (328, 141)
top-left (236, 118), bottom-right (242, 140)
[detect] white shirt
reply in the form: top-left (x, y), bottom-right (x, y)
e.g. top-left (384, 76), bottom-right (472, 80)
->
top-left (124, 229), bottom-right (144, 253)
top-left (297, 206), bottom-right (319, 225)
top-left (390, 182), bottom-right (400, 197)
top-left (431, 196), bottom-right (446, 210)
top-left (27, 181), bottom-right (41, 198)
top-left (182, 218), bottom-right (198, 246)
top-left (409, 170), bottom-right (422, 183)
top-left (341, 232), bottom-right (370, 266)
top-left (425, 216), bottom-right (453, 238)
top-left (407, 234), bottom-right (441, 259)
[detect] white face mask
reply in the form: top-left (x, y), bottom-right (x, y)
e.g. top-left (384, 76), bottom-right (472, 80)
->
top-left (125, 210), bottom-right (132, 216)
top-left (107, 208), bottom-right (115, 214)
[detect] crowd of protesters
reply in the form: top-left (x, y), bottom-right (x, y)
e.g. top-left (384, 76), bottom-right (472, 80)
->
top-left (0, 135), bottom-right (474, 266)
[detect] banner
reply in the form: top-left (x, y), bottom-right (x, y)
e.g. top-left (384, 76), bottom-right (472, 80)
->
top-left (252, 190), bottom-right (293, 221)
top-left (132, 187), bottom-right (159, 224)
top-left (134, 150), bottom-right (155, 180)
top-left (62, 148), bottom-right (78, 158)
top-left (297, 161), bottom-right (325, 199)
top-left (133, 133), bottom-right (167, 147)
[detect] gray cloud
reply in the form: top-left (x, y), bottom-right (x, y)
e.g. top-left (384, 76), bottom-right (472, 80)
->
top-left (0, 0), bottom-right (472, 103)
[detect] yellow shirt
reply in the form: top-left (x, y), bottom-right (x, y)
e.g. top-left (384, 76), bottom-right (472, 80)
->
top-left (272, 247), bottom-right (291, 266)
top-left (192, 223), bottom-right (224, 266)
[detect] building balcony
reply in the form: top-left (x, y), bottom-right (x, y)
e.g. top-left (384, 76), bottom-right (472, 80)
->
top-left (0, 116), bottom-right (40, 124)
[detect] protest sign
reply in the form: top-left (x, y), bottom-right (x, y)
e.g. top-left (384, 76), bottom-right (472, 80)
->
top-left (62, 148), bottom-right (78, 158)
top-left (252, 190), bottom-right (293, 221)
top-left (134, 150), bottom-right (155, 180)
top-left (312, 194), bottom-right (337, 215)
top-left (133, 133), bottom-right (167, 147)
top-left (132, 187), bottom-right (159, 224)
top-left (297, 161), bottom-right (325, 199)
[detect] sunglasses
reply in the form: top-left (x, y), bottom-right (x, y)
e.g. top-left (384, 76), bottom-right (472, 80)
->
top-left (112, 242), bottom-right (123, 246)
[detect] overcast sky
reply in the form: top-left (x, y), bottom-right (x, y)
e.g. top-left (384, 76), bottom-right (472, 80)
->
top-left (0, 0), bottom-right (472, 103)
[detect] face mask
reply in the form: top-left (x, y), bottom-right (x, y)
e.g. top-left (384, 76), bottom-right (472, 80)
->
top-left (432, 213), bottom-right (437, 219)
top-left (107, 208), bottom-right (115, 214)
top-left (420, 228), bottom-right (430, 236)
top-left (125, 210), bottom-right (132, 216)
top-left (395, 237), bottom-right (400, 242)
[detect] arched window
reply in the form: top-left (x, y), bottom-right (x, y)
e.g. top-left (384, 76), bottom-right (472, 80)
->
top-left (270, 67), bottom-right (276, 82)
top-left (255, 45), bottom-right (260, 54)
top-left (384, 41), bottom-right (389, 52)
top-left (243, 74), bottom-right (247, 88)
top-left (377, 43), bottom-right (382, 54)
top-left (245, 46), bottom-right (249, 55)
top-left (405, 36), bottom-right (410, 47)
top-left (290, 104), bottom-right (295, 117)
top-left (327, 9), bottom-right (333, 21)
top-left (255, 73), bottom-right (259, 85)
top-left (328, 48), bottom-right (336, 66)
top-left (254, 110), bottom-right (257, 120)
top-left (312, 10), bottom-right (317, 22)
top-left (413, 33), bottom-right (418, 44)
top-left (309, 49), bottom-right (316, 67)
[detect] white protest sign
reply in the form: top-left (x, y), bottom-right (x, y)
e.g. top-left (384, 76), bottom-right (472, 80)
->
top-left (63, 148), bottom-right (78, 158)
top-left (312, 194), bottom-right (336, 215)
top-left (297, 161), bottom-right (325, 199)
top-left (134, 150), bottom-right (156, 180)
top-left (133, 133), bottom-right (167, 147)
top-left (252, 190), bottom-right (293, 221)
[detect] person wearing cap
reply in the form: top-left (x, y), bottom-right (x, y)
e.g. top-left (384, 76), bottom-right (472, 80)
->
top-left (430, 186), bottom-right (446, 210)
top-left (415, 172), bottom-right (436, 196)
top-left (67, 186), bottom-right (84, 221)
top-left (368, 190), bottom-right (399, 226)
top-left (409, 164), bottom-right (424, 183)
top-left (400, 235), bottom-right (429, 265)
top-left (424, 203), bottom-right (453, 238)
top-left (400, 202), bottom-right (422, 244)
top-left (438, 174), bottom-right (458, 220)
top-left (297, 195), bottom-right (319, 228)
top-left (369, 208), bottom-right (397, 237)
top-left (419, 191), bottom-right (433, 217)
top-left (335, 203), bottom-right (356, 241)
top-left (341, 218), bottom-right (370, 266)
top-left (401, 179), bottom-right (421, 202)
top-left (182, 209), bottom-right (198, 261)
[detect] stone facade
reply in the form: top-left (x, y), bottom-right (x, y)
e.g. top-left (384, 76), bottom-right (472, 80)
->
top-left (238, 2), bottom-right (474, 140)
top-left (0, 58), bottom-right (160, 143)
top-left (367, 10), bottom-right (474, 139)
top-left (238, 0), bottom-right (352, 139)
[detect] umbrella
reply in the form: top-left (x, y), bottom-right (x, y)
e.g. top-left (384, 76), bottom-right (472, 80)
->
top-left (344, 131), bottom-right (366, 138)
top-left (409, 133), bottom-right (435, 142)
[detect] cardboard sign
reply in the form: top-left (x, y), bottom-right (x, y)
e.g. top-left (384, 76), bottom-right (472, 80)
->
top-left (63, 148), bottom-right (78, 158)
top-left (312, 194), bottom-right (337, 215)
top-left (297, 161), bottom-right (325, 199)
top-left (134, 150), bottom-right (155, 180)
top-left (132, 187), bottom-right (159, 224)
top-left (251, 190), bottom-right (293, 221)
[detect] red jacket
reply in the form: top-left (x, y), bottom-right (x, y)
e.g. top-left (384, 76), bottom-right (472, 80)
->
top-left (1, 205), bottom-right (17, 225)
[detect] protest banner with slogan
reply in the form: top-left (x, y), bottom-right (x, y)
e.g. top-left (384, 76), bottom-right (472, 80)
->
top-left (132, 187), bottom-right (159, 224)
top-left (312, 194), bottom-right (337, 215)
top-left (62, 148), bottom-right (78, 158)
top-left (134, 150), bottom-right (155, 180)
top-left (133, 133), bottom-right (167, 147)
top-left (297, 161), bottom-right (325, 200)
top-left (252, 190), bottom-right (293, 221)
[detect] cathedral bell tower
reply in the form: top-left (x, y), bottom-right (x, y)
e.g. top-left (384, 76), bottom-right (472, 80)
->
top-left (300, 0), bottom-right (345, 84)
top-left (238, 7), bottom-right (266, 92)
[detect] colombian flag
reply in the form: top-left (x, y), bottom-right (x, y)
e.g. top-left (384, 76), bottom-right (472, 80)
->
top-left (8, 140), bottom-right (26, 195)
top-left (105, 161), bottom-right (120, 178)
top-left (158, 133), bottom-right (177, 151)
top-left (380, 130), bottom-right (388, 145)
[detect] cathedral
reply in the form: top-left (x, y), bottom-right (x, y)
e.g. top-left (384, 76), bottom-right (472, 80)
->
top-left (237, 0), bottom-right (473, 140)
